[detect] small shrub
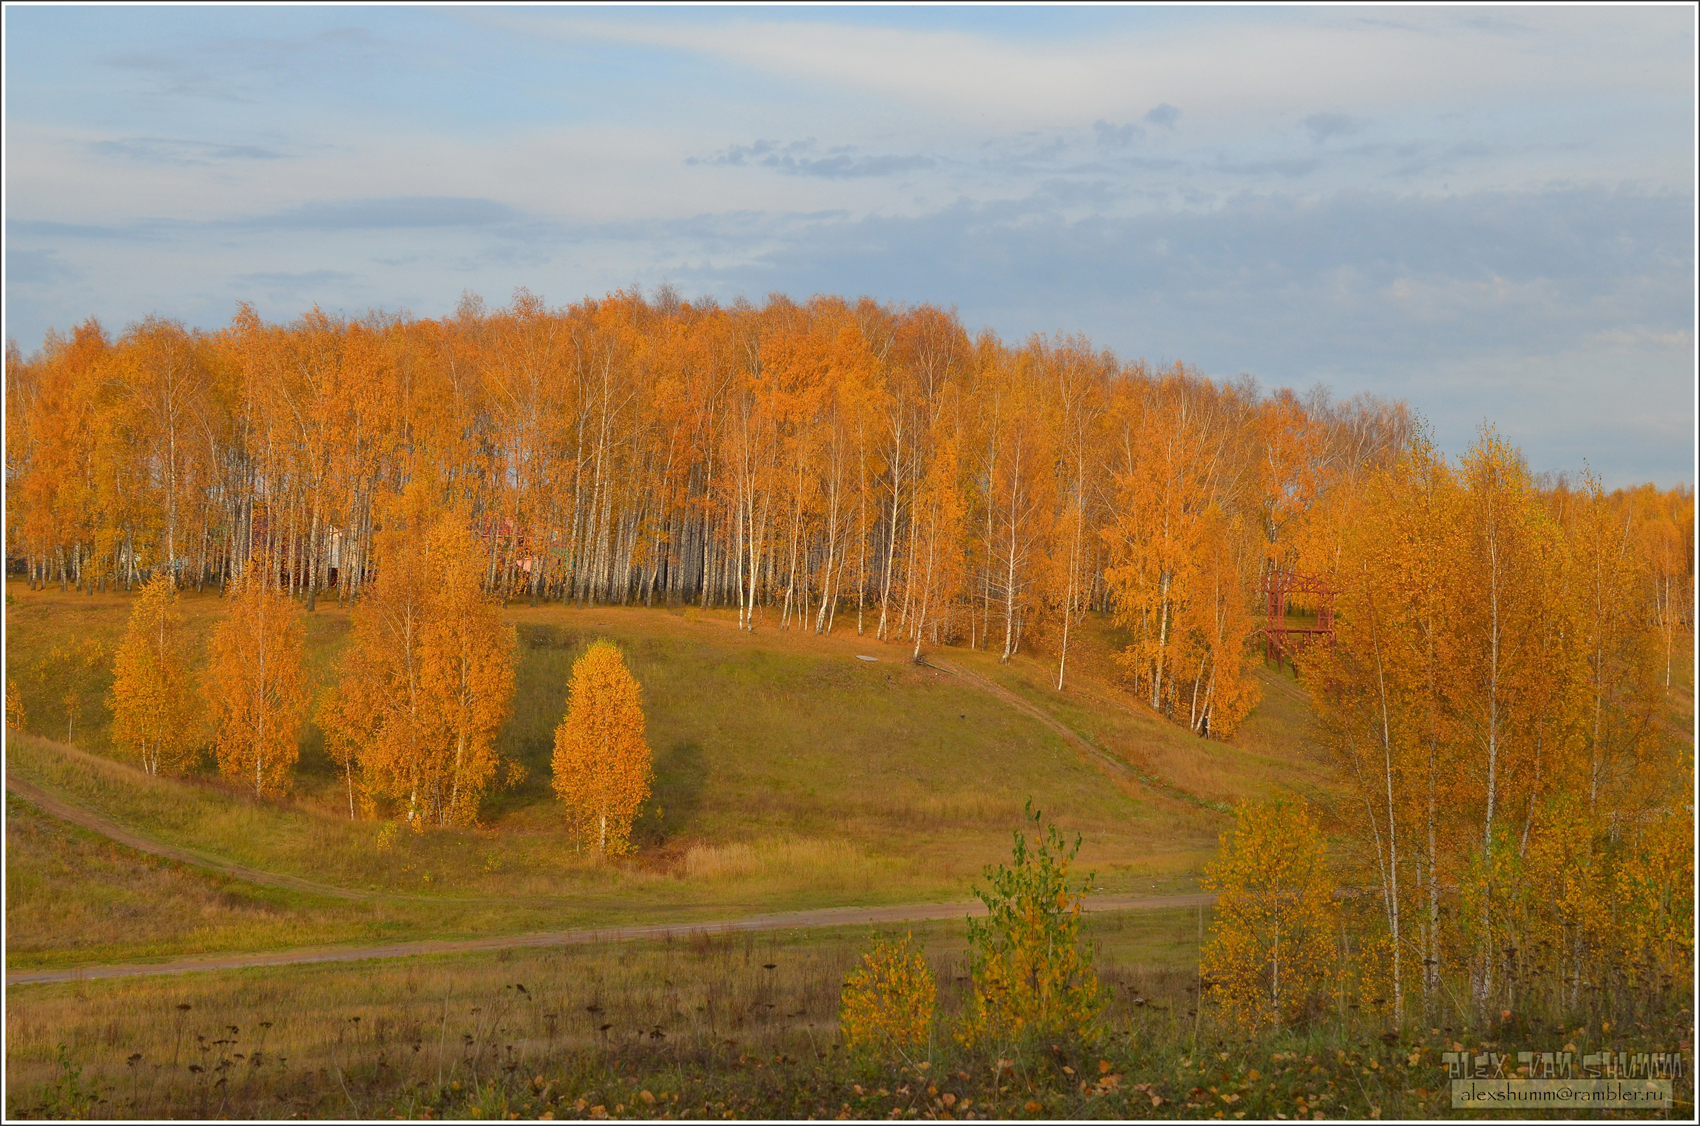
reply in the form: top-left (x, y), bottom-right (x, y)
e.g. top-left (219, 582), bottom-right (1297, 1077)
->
top-left (957, 801), bottom-right (1105, 1050)
top-left (37, 1043), bottom-right (100, 1119)
top-left (840, 932), bottom-right (936, 1058)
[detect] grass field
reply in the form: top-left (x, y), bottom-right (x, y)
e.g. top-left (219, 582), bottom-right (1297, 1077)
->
top-left (4, 579), bottom-right (1285, 971)
top-left (3, 907), bottom-right (1212, 1119)
top-left (11, 903), bottom-right (1689, 1121)
top-left (7, 579), bottom-right (1694, 1120)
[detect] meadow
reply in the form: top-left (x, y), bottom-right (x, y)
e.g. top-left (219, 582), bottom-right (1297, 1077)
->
top-left (5, 579), bottom-right (1265, 975)
top-left (9, 578), bottom-right (1690, 1120)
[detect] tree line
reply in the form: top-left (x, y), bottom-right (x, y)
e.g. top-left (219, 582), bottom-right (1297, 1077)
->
top-left (8, 289), bottom-right (1406, 739)
top-left (1198, 432), bottom-right (1694, 1033)
top-left (5, 289), bottom-right (1691, 744)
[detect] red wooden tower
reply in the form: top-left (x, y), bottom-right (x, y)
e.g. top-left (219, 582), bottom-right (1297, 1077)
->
top-left (1259, 570), bottom-right (1337, 673)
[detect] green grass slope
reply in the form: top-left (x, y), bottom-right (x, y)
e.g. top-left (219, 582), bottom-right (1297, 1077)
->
top-left (4, 579), bottom-right (1330, 969)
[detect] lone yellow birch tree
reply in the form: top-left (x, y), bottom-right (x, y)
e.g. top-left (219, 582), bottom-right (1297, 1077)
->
top-left (551, 641), bottom-right (653, 857)
top-left (205, 573), bottom-right (308, 797)
top-left (109, 573), bottom-right (200, 774)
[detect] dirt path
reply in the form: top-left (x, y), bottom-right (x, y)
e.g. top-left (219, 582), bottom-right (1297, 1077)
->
top-left (6, 774), bottom-right (378, 901)
top-left (6, 769), bottom-right (1215, 989)
top-left (6, 772), bottom-right (553, 907)
top-left (923, 657), bottom-right (1222, 812)
top-left (5, 891), bottom-right (1215, 987)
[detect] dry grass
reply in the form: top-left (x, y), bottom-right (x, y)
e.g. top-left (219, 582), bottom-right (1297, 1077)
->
top-left (679, 838), bottom-right (884, 885)
top-left (3, 792), bottom-right (395, 970)
top-left (11, 903), bottom-right (1687, 1121)
top-left (3, 907), bottom-right (1208, 1120)
top-left (8, 582), bottom-right (1693, 1120)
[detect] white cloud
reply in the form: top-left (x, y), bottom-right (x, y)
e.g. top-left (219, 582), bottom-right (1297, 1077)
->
top-left (487, 6), bottom-right (1691, 140)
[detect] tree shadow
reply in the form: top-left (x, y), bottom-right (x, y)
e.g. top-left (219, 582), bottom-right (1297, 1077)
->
top-left (633, 739), bottom-right (707, 846)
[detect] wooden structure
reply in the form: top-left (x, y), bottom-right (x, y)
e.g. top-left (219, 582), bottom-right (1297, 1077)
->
top-left (1259, 570), bottom-right (1337, 673)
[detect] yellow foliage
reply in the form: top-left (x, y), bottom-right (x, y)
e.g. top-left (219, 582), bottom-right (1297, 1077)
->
top-left (204, 574), bottom-right (308, 798)
top-left (1342, 929), bottom-right (1397, 1025)
top-left (551, 641), bottom-right (653, 857)
top-left (418, 516), bottom-right (517, 827)
top-left (107, 573), bottom-right (200, 775)
top-left (32, 636), bottom-right (106, 744)
top-left (5, 677), bottom-right (23, 728)
top-left (840, 933), bottom-right (936, 1058)
top-left (957, 803), bottom-right (1106, 1048)
top-left (1306, 428), bottom-right (1689, 1020)
top-left (321, 504), bottom-right (518, 827)
top-left (1614, 800), bottom-right (1695, 969)
top-left (1101, 372), bottom-right (1263, 736)
top-left (1201, 798), bottom-right (1339, 1032)
top-left (1486, 793), bottom-right (1695, 1012)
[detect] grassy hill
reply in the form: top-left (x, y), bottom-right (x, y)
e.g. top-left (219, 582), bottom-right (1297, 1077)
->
top-left (5, 579), bottom-right (1334, 970)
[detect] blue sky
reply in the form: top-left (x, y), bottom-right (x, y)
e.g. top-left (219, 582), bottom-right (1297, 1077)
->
top-left (5, 4), bottom-right (1694, 486)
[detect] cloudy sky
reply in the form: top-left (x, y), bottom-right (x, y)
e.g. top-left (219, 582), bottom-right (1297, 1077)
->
top-left (5, 4), bottom-right (1694, 485)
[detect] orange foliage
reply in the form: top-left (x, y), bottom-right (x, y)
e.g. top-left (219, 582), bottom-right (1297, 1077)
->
top-left (108, 574), bottom-right (200, 775)
top-left (205, 573), bottom-right (308, 797)
top-left (6, 291), bottom-right (1680, 761)
top-left (319, 495), bottom-right (518, 827)
top-left (551, 641), bottom-right (654, 857)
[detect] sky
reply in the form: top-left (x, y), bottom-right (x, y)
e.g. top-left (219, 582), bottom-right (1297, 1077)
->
top-left (4, 4), bottom-right (1695, 487)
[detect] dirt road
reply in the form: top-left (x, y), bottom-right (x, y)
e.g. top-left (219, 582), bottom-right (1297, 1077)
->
top-left (4, 890), bottom-right (1214, 987)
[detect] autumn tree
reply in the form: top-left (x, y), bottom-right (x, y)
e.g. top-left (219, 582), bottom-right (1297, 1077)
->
top-left (319, 500), bottom-right (433, 824)
top-left (320, 494), bottom-right (519, 827)
top-left (1104, 367), bottom-right (1259, 732)
top-left (32, 637), bottom-right (107, 745)
top-left (420, 515), bottom-right (519, 826)
top-left (114, 316), bottom-right (214, 588)
top-left (1201, 798), bottom-right (1340, 1032)
top-left (109, 573), bottom-right (200, 774)
top-left (907, 422), bottom-right (967, 662)
top-left (1634, 484), bottom-right (1695, 691)
top-left (958, 802), bottom-right (1105, 1049)
top-left (1038, 335), bottom-right (1109, 691)
top-left (1306, 425), bottom-right (1690, 1026)
top-left (551, 640), bottom-right (654, 857)
top-left (315, 685), bottom-right (363, 820)
top-left (1304, 438), bottom-right (1464, 1021)
top-left (205, 573), bottom-right (308, 797)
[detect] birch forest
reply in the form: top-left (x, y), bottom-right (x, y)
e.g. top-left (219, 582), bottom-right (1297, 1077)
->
top-left (5, 289), bottom-right (1692, 751)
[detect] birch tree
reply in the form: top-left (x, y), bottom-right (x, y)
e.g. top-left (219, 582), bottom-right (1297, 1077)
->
top-left (109, 573), bottom-right (200, 775)
top-left (206, 572), bottom-right (308, 797)
top-left (551, 641), bottom-right (653, 857)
